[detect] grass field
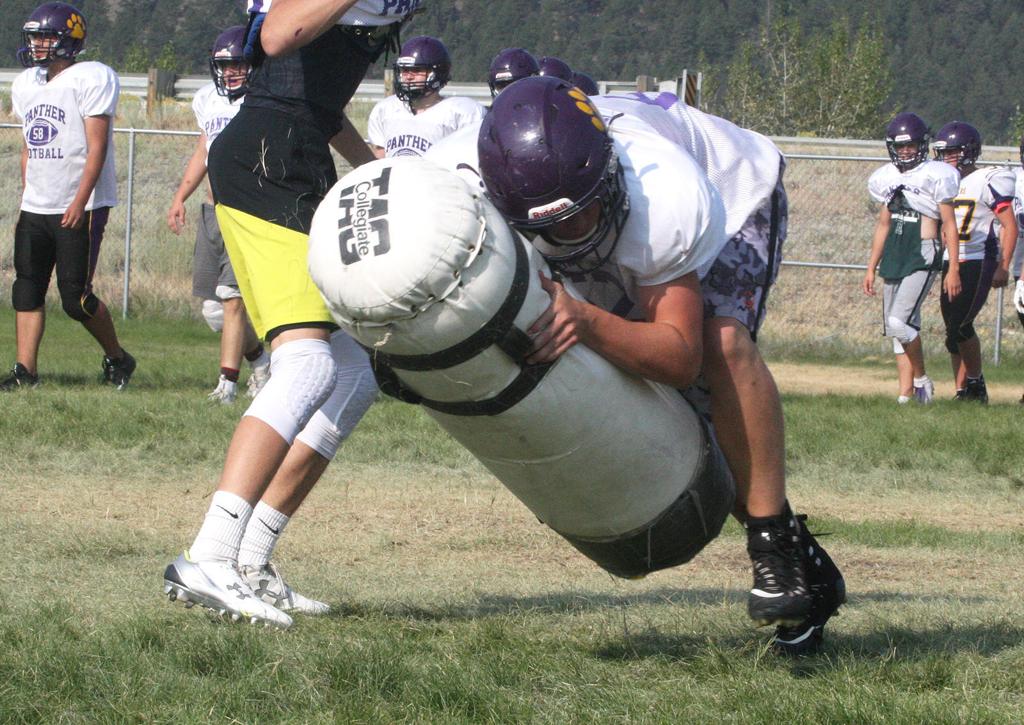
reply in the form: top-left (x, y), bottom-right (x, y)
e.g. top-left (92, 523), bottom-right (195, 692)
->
top-left (0, 309), bottom-right (1023, 723)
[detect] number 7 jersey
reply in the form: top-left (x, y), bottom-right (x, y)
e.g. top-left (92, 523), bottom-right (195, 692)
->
top-left (949, 166), bottom-right (1015, 262)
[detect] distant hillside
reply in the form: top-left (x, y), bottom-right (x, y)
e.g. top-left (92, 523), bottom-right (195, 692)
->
top-left (4, 0), bottom-right (1024, 143)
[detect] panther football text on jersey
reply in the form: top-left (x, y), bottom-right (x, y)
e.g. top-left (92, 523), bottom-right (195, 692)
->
top-left (868, 160), bottom-right (960, 219)
top-left (12, 60), bottom-right (119, 214)
top-left (368, 94), bottom-right (485, 157)
top-left (948, 167), bottom-right (1016, 262)
top-left (192, 82), bottom-right (244, 153)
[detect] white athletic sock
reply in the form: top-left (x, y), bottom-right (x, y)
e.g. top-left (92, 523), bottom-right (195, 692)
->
top-left (913, 375), bottom-right (931, 387)
top-left (189, 491), bottom-right (253, 562)
top-left (237, 501), bottom-right (290, 569)
top-left (897, 395), bottom-right (911, 405)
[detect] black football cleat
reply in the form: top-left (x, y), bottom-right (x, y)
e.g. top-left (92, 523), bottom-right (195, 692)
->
top-left (746, 504), bottom-right (811, 626)
top-left (102, 350), bottom-right (137, 390)
top-left (0, 362), bottom-right (40, 391)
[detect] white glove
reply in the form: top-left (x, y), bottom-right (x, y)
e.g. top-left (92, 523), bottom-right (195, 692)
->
top-left (1014, 279), bottom-right (1024, 315)
top-left (208, 375), bottom-right (238, 404)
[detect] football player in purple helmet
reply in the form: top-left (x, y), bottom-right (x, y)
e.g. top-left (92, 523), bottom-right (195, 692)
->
top-left (884, 112), bottom-right (930, 172)
top-left (5, 2), bottom-right (136, 394)
top-left (479, 76), bottom-right (845, 654)
top-left (570, 71), bottom-right (599, 96)
top-left (932, 121), bottom-right (982, 172)
top-left (487, 47), bottom-right (540, 97)
top-left (933, 121), bottom-right (1017, 402)
top-left (395, 36), bottom-right (451, 107)
top-left (17, 1), bottom-right (87, 68)
top-left (537, 55), bottom-right (573, 81)
top-left (209, 26), bottom-right (252, 98)
top-left (864, 113), bottom-right (959, 405)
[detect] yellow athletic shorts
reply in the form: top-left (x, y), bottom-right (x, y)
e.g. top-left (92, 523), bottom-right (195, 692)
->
top-left (215, 204), bottom-right (332, 339)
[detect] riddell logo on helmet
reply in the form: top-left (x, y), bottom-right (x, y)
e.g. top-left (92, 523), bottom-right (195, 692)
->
top-left (337, 167), bottom-right (392, 265)
top-left (528, 198), bottom-right (573, 221)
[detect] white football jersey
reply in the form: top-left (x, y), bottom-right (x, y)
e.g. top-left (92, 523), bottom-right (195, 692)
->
top-left (246, 0), bottom-right (421, 25)
top-left (867, 160), bottom-right (960, 219)
top-left (592, 92), bottom-right (782, 238)
top-left (947, 166), bottom-right (1015, 262)
top-left (12, 61), bottom-right (119, 214)
top-left (192, 82), bottom-right (244, 153)
top-left (368, 95), bottom-right (486, 158)
top-left (425, 115), bottom-right (727, 320)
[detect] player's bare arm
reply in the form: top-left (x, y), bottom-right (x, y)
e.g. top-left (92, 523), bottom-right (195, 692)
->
top-left (167, 133), bottom-right (209, 234)
top-left (527, 271), bottom-right (704, 389)
top-left (863, 204), bottom-right (891, 296)
top-left (940, 201), bottom-right (961, 298)
top-left (329, 114), bottom-right (376, 168)
top-left (62, 114), bottom-right (110, 229)
top-left (992, 204), bottom-right (1018, 288)
top-left (260, 0), bottom-right (361, 56)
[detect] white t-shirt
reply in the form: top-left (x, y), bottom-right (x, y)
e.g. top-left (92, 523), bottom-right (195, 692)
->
top-left (12, 61), bottom-right (119, 214)
top-left (947, 166), bottom-right (1016, 262)
top-left (246, 0), bottom-right (420, 26)
top-left (867, 160), bottom-right (960, 219)
top-left (425, 114), bottom-right (728, 320)
top-left (192, 82), bottom-right (244, 153)
top-left (368, 94), bottom-right (486, 157)
top-left (592, 92), bottom-right (782, 238)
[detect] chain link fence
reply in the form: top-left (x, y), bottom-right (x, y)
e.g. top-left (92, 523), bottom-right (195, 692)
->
top-left (0, 124), bottom-right (1020, 364)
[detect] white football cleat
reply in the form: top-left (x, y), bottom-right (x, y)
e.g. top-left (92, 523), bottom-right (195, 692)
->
top-left (246, 362), bottom-right (271, 398)
top-left (163, 551), bottom-right (293, 629)
top-left (208, 375), bottom-right (238, 404)
top-left (241, 561), bottom-right (331, 615)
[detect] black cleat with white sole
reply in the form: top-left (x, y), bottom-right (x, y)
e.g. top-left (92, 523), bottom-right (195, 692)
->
top-left (746, 505), bottom-right (811, 626)
top-left (771, 515), bottom-right (846, 655)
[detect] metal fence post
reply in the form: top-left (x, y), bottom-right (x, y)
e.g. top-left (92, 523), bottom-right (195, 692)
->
top-left (121, 127), bottom-right (136, 319)
top-left (993, 287), bottom-right (1004, 365)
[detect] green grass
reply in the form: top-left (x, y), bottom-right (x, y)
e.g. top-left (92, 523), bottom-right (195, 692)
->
top-left (0, 309), bottom-right (1022, 723)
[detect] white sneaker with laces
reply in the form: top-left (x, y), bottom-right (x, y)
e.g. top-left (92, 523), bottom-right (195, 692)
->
top-left (241, 561), bottom-right (331, 615)
top-left (247, 362), bottom-right (271, 398)
top-left (208, 375), bottom-right (238, 404)
top-left (163, 551), bottom-right (293, 629)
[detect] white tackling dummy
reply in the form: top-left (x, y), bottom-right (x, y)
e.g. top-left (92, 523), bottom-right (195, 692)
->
top-left (308, 157), bottom-right (736, 578)
top-left (12, 61), bottom-right (118, 215)
top-left (368, 93), bottom-right (485, 157)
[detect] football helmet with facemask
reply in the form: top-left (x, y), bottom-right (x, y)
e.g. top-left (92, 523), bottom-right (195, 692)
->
top-left (488, 47), bottom-right (540, 97)
top-left (17, 2), bottom-right (87, 68)
top-left (478, 76), bottom-right (630, 273)
top-left (933, 121), bottom-right (981, 171)
top-left (395, 36), bottom-right (451, 103)
top-left (884, 112), bottom-right (930, 172)
top-left (537, 56), bottom-right (573, 82)
top-left (209, 26), bottom-right (252, 98)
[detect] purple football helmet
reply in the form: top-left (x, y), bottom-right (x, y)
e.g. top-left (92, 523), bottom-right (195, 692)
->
top-left (884, 112), bottom-right (930, 172)
top-left (537, 56), bottom-right (573, 82)
top-left (933, 121), bottom-right (981, 170)
top-left (395, 36), bottom-right (451, 102)
top-left (209, 26), bottom-right (252, 98)
top-left (487, 47), bottom-right (539, 97)
top-left (478, 76), bottom-right (630, 272)
top-left (571, 71), bottom-right (599, 96)
top-left (17, 2), bottom-right (87, 68)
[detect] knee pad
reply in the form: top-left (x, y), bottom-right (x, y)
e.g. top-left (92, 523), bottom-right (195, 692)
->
top-left (244, 338), bottom-right (337, 444)
top-left (12, 278), bottom-right (45, 311)
top-left (892, 337), bottom-right (905, 355)
top-left (886, 316), bottom-right (919, 346)
top-left (202, 299), bottom-right (225, 332)
top-left (296, 332), bottom-right (378, 459)
top-left (60, 286), bottom-right (99, 321)
top-left (946, 322), bottom-right (976, 353)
